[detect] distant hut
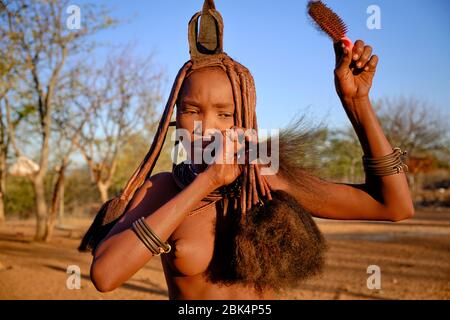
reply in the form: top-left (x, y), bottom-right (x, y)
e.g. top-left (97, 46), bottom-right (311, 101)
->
top-left (8, 156), bottom-right (40, 177)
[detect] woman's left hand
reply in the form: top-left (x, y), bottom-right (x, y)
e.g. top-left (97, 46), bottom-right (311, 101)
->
top-left (333, 40), bottom-right (379, 101)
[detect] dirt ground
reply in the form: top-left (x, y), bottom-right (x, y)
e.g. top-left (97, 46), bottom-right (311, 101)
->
top-left (0, 208), bottom-right (449, 300)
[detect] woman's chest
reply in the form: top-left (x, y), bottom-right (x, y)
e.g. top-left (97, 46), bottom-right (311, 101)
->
top-left (164, 201), bottom-right (219, 277)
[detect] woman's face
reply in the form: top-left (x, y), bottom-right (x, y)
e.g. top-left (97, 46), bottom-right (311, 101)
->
top-left (176, 66), bottom-right (235, 161)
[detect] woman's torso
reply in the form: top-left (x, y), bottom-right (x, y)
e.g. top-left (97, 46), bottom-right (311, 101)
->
top-left (155, 172), bottom-right (276, 300)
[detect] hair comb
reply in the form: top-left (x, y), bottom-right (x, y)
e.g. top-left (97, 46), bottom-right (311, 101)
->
top-left (307, 0), bottom-right (353, 50)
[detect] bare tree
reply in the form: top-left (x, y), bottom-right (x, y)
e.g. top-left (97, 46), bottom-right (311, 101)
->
top-left (0, 0), bottom-right (28, 224)
top-left (43, 65), bottom-right (99, 241)
top-left (75, 48), bottom-right (163, 203)
top-left (375, 96), bottom-right (450, 194)
top-left (3, 0), bottom-right (114, 240)
top-left (375, 96), bottom-right (449, 157)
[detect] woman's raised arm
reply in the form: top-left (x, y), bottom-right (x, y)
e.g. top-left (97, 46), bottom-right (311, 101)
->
top-left (266, 40), bottom-right (414, 222)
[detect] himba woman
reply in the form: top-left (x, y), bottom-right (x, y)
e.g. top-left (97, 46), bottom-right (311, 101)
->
top-left (79, 0), bottom-right (414, 299)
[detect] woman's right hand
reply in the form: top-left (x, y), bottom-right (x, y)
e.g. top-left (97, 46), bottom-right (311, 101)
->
top-left (202, 126), bottom-right (252, 188)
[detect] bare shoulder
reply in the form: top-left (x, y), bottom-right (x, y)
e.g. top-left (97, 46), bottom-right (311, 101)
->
top-left (115, 172), bottom-right (180, 227)
top-left (142, 171), bottom-right (179, 192)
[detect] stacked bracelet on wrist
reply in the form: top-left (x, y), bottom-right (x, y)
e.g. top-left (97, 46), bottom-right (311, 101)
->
top-left (362, 148), bottom-right (408, 177)
top-left (132, 217), bottom-right (171, 256)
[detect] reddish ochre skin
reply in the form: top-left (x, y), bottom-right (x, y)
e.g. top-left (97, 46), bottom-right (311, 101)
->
top-left (89, 40), bottom-right (414, 299)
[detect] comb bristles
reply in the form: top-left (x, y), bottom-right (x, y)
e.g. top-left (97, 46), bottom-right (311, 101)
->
top-left (307, 0), bottom-right (348, 42)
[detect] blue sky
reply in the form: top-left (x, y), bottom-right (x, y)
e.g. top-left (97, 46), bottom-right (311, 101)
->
top-left (82, 0), bottom-right (450, 130)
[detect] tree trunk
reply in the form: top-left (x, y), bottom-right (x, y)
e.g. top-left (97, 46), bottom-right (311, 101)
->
top-left (0, 159), bottom-right (5, 225)
top-left (44, 165), bottom-right (66, 242)
top-left (98, 182), bottom-right (109, 204)
top-left (0, 191), bottom-right (5, 225)
top-left (59, 183), bottom-right (64, 224)
top-left (0, 113), bottom-right (6, 225)
top-left (33, 176), bottom-right (48, 241)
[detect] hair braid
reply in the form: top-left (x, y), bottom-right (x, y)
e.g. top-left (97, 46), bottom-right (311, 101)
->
top-left (78, 61), bottom-right (193, 252)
